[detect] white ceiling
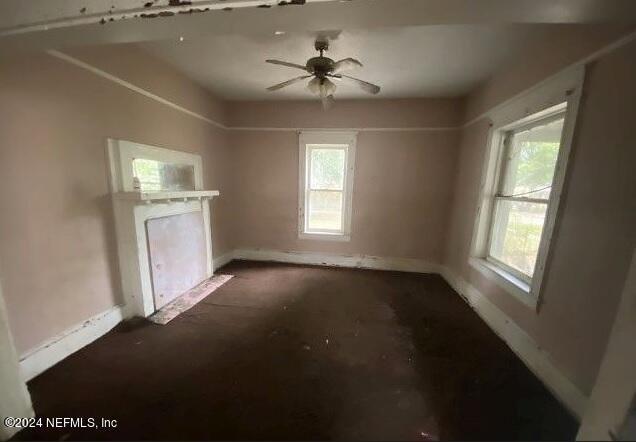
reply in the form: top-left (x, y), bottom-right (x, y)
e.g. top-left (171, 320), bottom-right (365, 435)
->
top-left (140, 25), bottom-right (546, 100)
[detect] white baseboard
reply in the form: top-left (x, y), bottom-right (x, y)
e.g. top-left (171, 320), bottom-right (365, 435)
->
top-left (213, 251), bottom-right (235, 271)
top-left (17, 250), bottom-right (238, 382)
top-left (19, 305), bottom-right (124, 381)
top-left (231, 248), bottom-right (440, 274)
top-left (439, 266), bottom-right (588, 419)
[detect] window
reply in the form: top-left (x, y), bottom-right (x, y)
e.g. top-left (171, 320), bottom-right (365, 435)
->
top-left (487, 113), bottom-right (565, 283)
top-left (299, 132), bottom-right (357, 241)
top-left (469, 67), bottom-right (584, 309)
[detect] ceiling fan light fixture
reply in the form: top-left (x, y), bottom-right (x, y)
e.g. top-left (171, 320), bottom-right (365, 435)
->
top-left (266, 38), bottom-right (381, 108)
top-left (307, 77), bottom-right (336, 97)
top-left (307, 77), bottom-right (321, 95)
top-left (320, 78), bottom-right (337, 97)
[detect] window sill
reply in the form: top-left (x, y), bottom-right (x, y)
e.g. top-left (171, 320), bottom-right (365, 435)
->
top-left (468, 257), bottom-right (538, 311)
top-left (299, 232), bottom-right (350, 242)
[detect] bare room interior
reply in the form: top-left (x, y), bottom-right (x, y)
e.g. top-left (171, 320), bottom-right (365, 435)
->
top-left (1, 1), bottom-right (635, 441)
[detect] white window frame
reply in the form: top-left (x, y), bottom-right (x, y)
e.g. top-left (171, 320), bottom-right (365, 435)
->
top-left (469, 67), bottom-right (584, 310)
top-left (485, 110), bottom-right (567, 285)
top-left (298, 131), bottom-right (357, 242)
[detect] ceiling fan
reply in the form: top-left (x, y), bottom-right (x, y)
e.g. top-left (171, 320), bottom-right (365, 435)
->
top-left (265, 38), bottom-right (381, 109)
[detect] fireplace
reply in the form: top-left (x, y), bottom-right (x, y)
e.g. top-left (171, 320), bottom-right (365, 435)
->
top-left (107, 139), bottom-right (219, 318)
top-left (147, 211), bottom-right (208, 310)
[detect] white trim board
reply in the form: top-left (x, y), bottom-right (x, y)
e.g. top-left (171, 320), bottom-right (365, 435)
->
top-left (47, 50), bottom-right (226, 130)
top-left (439, 266), bottom-right (588, 420)
top-left (228, 126), bottom-right (459, 132)
top-left (231, 248), bottom-right (440, 274)
top-left (19, 253), bottom-right (230, 382)
top-left (0, 280), bottom-right (34, 440)
top-left (19, 305), bottom-right (124, 382)
top-left (213, 251), bottom-right (235, 271)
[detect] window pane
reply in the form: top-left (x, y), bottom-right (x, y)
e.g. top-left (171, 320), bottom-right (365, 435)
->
top-left (310, 148), bottom-right (345, 190)
top-left (308, 190), bottom-right (343, 231)
top-left (502, 117), bottom-right (564, 199)
top-left (489, 200), bottom-right (548, 278)
top-left (133, 158), bottom-right (195, 192)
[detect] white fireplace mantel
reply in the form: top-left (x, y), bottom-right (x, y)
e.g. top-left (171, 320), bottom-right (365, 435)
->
top-left (113, 190), bottom-right (219, 203)
top-left (106, 139), bottom-right (220, 318)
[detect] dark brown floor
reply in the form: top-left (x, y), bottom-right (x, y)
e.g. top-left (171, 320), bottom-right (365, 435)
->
top-left (16, 261), bottom-right (577, 441)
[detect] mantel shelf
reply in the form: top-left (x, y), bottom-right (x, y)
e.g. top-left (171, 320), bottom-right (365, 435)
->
top-left (113, 190), bottom-right (220, 204)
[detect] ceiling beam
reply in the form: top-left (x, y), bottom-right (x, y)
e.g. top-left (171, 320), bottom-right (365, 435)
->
top-left (0, 0), bottom-right (339, 37)
top-left (1, 0), bottom-right (636, 54)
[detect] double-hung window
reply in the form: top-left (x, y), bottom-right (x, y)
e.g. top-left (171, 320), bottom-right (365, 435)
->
top-left (298, 131), bottom-right (357, 241)
top-left (470, 67), bottom-right (583, 309)
top-left (487, 112), bottom-right (566, 283)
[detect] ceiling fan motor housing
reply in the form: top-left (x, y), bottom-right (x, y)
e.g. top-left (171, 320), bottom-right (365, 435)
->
top-left (306, 56), bottom-right (335, 77)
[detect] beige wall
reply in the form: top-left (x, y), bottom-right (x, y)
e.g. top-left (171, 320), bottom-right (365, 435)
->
top-left (444, 40), bottom-right (636, 395)
top-left (0, 51), bottom-right (232, 354)
top-left (229, 128), bottom-right (459, 262)
top-left (464, 24), bottom-right (634, 122)
top-left (226, 98), bottom-right (462, 262)
top-left (578, 249), bottom-right (636, 440)
top-left (227, 98), bottom-right (462, 129)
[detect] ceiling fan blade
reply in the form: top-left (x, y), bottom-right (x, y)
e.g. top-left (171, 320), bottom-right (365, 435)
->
top-left (340, 74), bottom-right (381, 95)
top-left (267, 75), bottom-right (312, 92)
top-left (266, 59), bottom-right (309, 72)
top-left (332, 58), bottom-right (363, 74)
top-left (322, 94), bottom-right (335, 111)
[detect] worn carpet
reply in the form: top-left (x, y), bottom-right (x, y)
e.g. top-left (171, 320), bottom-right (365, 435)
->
top-left (15, 261), bottom-right (577, 441)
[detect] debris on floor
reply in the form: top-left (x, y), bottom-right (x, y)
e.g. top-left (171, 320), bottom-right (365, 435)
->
top-left (149, 274), bottom-right (233, 324)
